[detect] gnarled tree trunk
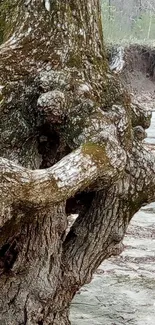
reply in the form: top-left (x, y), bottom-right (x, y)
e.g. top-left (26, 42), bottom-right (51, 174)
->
top-left (0, 1), bottom-right (155, 324)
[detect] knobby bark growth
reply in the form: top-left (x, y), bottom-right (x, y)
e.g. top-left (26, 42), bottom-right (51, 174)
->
top-left (0, 0), bottom-right (155, 324)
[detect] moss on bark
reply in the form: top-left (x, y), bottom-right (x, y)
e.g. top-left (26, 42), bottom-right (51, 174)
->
top-left (0, 0), bottom-right (18, 44)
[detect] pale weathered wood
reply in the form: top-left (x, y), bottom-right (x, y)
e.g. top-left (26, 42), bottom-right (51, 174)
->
top-left (0, 141), bottom-right (125, 227)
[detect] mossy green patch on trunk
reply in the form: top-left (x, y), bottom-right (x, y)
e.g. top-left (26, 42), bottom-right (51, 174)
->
top-left (0, 0), bottom-right (18, 44)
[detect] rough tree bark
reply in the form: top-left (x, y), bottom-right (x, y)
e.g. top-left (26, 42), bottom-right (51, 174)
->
top-left (0, 1), bottom-right (155, 324)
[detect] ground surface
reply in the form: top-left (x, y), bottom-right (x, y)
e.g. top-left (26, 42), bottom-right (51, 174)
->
top-left (71, 205), bottom-right (155, 325)
top-left (70, 44), bottom-right (155, 325)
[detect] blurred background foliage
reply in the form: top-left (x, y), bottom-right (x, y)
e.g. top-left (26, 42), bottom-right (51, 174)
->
top-left (101, 0), bottom-right (155, 43)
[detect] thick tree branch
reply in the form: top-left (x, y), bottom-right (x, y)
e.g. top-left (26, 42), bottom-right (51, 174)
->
top-left (0, 140), bottom-right (126, 227)
top-left (62, 142), bottom-right (155, 288)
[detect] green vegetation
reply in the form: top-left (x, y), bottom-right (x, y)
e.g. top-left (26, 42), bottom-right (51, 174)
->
top-left (133, 11), bottom-right (155, 40)
top-left (0, 0), bottom-right (18, 44)
top-left (101, 0), bottom-right (155, 44)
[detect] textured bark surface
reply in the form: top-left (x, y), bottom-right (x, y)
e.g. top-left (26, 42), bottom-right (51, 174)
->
top-left (0, 1), bottom-right (155, 324)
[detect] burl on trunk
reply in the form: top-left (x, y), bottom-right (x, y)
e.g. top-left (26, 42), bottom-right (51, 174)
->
top-left (0, 1), bottom-right (155, 324)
